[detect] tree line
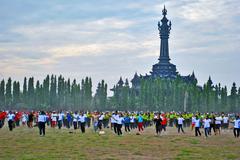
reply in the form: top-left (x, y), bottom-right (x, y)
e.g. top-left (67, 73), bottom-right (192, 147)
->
top-left (0, 75), bottom-right (107, 111)
top-left (110, 76), bottom-right (240, 112)
top-left (0, 75), bottom-right (239, 112)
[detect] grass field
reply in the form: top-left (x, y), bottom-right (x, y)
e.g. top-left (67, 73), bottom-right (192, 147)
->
top-left (0, 125), bottom-right (239, 160)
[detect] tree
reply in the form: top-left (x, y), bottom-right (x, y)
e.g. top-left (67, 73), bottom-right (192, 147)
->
top-left (5, 78), bottom-right (12, 107)
top-left (50, 75), bottom-right (57, 108)
top-left (23, 77), bottom-right (27, 105)
top-left (94, 80), bottom-right (107, 110)
top-left (230, 82), bottom-right (237, 112)
top-left (0, 79), bottom-right (5, 108)
top-left (13, 81), bottom-right (20, 105)
top-left (27, 77), bottom-right (35, 107)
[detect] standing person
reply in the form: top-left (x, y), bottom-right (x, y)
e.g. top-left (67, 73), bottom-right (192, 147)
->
top-left (0, 111), bottom-right (7, 128)
top-left (21, 112), bottom-right (27, 126)
top-left (124, 113), bottom-right (130, 132)
top-left (137, 114), bottom-right (144, 132)
top-left (98, 112), bottom-right (104, 131)
top-left (155, 113), bottom-right (162, 135)
top-left (161, 113), bottom-right (167, 133)
top-left (73, 111), bottom-right (79, 130)
top-left (222, 114), bottom-right (229, 131)
top-left (66, 112), bottom-right (72, 129)
top-left (15, 112), bottom-right (21, 127)
top-left (7, 111), bottom-right (15, 131)
top-left (51, 111), bottom-right (58, 128)
top-left (203, 116), bottom-right (211, 138)
top-left (130, 113), bottom-right (135, 130)
top-left (28, 112), bottom-right (34, 128)
top-left (209, 115), bottom-right (216, 135)
top-left (233, 116), bottom-right (240, 138)
top-left (38, 111), bottom-right (47, 136)
top-left (116, 113), bottom-right (124, 136)
top-left (177, 115), bottom-right (185, 133)
top-left (191, 115), bottom-right (196, 131)
top-left (112, 111), bottom-right (119, 134)
top-left (79, 112), bottom-right (87, 133)
top-left (110, 112), bottom-right (116, 131)
top-left (57, 111), bottom-right (64, 129)
top-left (194, 116), bottom-right (201, 136)
top-left (215, 115), bottom-right (222, 135)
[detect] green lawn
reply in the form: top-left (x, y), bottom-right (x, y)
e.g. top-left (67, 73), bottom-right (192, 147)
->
top-left (0, 126), bottom-right (239, 160)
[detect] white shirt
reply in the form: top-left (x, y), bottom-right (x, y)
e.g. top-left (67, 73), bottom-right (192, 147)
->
top-left (58, 113), bottom-right (64, 121)
top-left (79, 115), bottom-right (86, 123)
top-left (117, 117), bottom-right (124, 125)
top-left (194, 119), bottom-right (200, 127)
top-left (99, 114), bottom-right (104, 121)
top-left (38, 115), bottom-right (47, 122)
top-left (215, 117), bottom-right (222, 125)
top-left (234, 119), bottom-right (240, 128)
top-left (111, 114), bottom-right (116, 123)
top-left (51, 113), bottom-right (57, 121)
top-left (192, 117), bottom-right (196, 124)
top-left (130, 116), bottom-right (135, 123)
top-left (178, 117), bottom-right (184, 125)
top-left (7, 113), bottom-right (15, 121)
top-left (223, 117), bottom-right (228, 124)
top-left (203, 119), bottom-right (211, 128)
top-left (73, 114), bottom-right (79, 122)
top-left (22, 114), bottom-right (27, 122)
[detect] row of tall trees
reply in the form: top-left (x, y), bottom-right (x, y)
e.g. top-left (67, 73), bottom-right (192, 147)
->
top-left (111, 76), bottom-right (240, 112)
top-left (0, 75), bottom-right (107, 111)
top-left (0, 75), bottom-right (239, 112)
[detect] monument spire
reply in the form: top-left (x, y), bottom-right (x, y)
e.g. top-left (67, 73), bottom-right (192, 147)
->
top-left (150, 6), bottom-right (177, 78)
top-left (158, 5), bottom-right (171, 63)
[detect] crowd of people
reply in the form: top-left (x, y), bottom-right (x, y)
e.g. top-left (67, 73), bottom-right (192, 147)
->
top-left (0, 110), bottom-right (239, 138)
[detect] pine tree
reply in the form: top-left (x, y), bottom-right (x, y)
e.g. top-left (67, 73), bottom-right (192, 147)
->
top-left (28, 77), bottom-right (35, 107)
top-left (5, 78), bottom-right (12, 107)
top-left (23, 77), bottom-right (27, 105)
top-left (13, 81), bottom-right (20, 106)
top-left (230, 82), bottom-right (237, 112)
top-left (50, 75), bottom-right (57, 108)
top-left (43, 75), bottom-right (50, 108)
top-left (0, 79), bottom-right (5, 107)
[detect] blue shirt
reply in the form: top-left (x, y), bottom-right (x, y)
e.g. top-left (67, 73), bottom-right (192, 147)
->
top-left (138, 116), bottom-right (143, 123)
top-left (124, 117), bottom-right (130, 124)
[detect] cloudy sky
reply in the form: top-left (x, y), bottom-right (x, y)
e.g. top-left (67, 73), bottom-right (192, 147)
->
top-left (0, 0), bottom-right (239, 93)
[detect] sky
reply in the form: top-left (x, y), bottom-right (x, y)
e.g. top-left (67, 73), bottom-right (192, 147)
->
top-left (0, 0), bottom-right (239, 94)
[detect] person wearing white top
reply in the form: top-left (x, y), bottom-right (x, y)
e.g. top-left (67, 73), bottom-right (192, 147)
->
top-left (191, 116), bottom-right (196, 131)
top-left (177, 115), bottom-right (185, 133)
top-left (194, 116), bottom-right (201, 136)
top-left (223, 115), bottom-right (229, 130)
top-left (7, 111), bottom-right (15, 131)
top-left (21, 113), bottom-right (27, 126)
top-left (111, 112), bottom-right (118, 134)
top-left (110, 113), bottom-right (116, 132)
top-left (79, 113), bottom-right (87, 133)
top-left (203, 116), bottom-right (211, 137)
top-left (51, 112), bottom-right (58, 128)
top-left (57, 112), bottom-right (65, 129)
top-left (215, 116), bottom-right (222, 135)
top-left (73, 112), bottom-right (79, 130)
top-left (38, 111), bottom-right (47, 136)
top-left (98, 113), bottom-right (105, 130)
top-left (130, 114), bottom-right (135, 130)
top-left (233, 116), bottom-right (240, 138)
top-left (116, 113), bottom-right (124, 136)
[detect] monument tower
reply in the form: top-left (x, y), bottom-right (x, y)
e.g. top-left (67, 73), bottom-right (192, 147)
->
top-left (150, 6), bottom-right (177, 78)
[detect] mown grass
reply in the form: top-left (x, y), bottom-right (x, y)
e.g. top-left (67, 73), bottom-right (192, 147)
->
top-left (0, 126), bottom-right (239, 160)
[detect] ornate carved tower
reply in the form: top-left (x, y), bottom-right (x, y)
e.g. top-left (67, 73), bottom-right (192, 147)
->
top-left (150, 6), bottom-right (177, 78)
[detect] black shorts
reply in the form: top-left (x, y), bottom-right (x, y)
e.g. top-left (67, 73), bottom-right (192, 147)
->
top-left (215, 124), bottom-right (221, 129)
